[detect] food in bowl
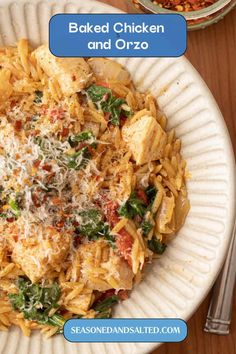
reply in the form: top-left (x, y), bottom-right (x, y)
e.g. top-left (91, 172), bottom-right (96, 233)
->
top-left (131, 0), bottom-right (236, 30)
top-left (0, 39), bottom-right (190, 337)
top-left (133, 0), bottom-right (217, 12)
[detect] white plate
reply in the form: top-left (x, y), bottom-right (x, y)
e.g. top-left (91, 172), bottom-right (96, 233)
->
top-left (0, 0), bottom-right (235, 353)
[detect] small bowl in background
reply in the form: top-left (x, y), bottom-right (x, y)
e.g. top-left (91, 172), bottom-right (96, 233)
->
top-left (130, 0), bottom-right (236, 30)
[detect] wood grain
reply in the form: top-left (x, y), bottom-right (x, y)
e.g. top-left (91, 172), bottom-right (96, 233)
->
top-left (100, 1), bottom-right (236, 353)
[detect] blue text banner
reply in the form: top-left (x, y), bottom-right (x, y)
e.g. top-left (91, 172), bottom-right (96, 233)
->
top-left (63, 318), bottom-right (187, 342)
top-left (49, 14), bottom-right (187, 57)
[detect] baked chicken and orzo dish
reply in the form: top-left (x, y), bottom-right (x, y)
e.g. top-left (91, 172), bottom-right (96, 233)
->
top-left (0, 39), bottom-right (190, 337)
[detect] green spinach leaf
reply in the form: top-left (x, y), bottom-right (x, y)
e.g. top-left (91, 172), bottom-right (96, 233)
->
top-left (68, 131), bottom-right (96, 148)
top-left (8, 199), bottom-right (20, 217)
top-left (118, 192), bottom-right (146, 219)
top-left (101, 96), bottom-right (126, 126)
top-left (141, 220), bottom-right (153, 236)
top-left (145, 185), bottom-right (157, 204)
top-left (34, 90), bottom-right (43, 104)
top-left (86, 85), bottom-right (130, 126)
top-left (147, 238), bottom-right (167, 254)
top-left (86, 85), bottom-right (110, 102)
top-left (8, 278), bottom-right (65, 329)
top-left (77, 209), bottom-right (115, 246)
top-left (67, 146), bottom-right (91, 170)
top-left (93, 295), bottom-right (119, 315)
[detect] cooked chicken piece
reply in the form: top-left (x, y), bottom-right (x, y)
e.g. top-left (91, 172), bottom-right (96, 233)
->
top-left (88, 58), bottom-right (130, 85)
top-left (11, 226), bottom-right (71, 283)
top-left (0, 69), bottom-right (12, 103)
top-left (75, 240), bottom-right (134, 291)
top-left (33, 45), bottom-right (91, 96)
top-left (101, 254), bottom-right (134, 289)
top-left (122, 115), bottom-right (167, 165)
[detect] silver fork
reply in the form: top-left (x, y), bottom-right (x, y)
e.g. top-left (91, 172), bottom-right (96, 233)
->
top-left (204, 221), bottom-right (236, 334)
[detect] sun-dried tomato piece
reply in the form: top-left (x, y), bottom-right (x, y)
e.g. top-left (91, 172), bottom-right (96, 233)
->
top-left (42, 164), bottom-right (52, 172)
top-left (136, 188), bottom-right (148, 205)
top-left (14, 120), bottom-right (22, 131)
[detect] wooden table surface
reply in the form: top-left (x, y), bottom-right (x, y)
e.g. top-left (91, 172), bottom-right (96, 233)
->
top-left (99, 1), bottom-right (236, 353)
